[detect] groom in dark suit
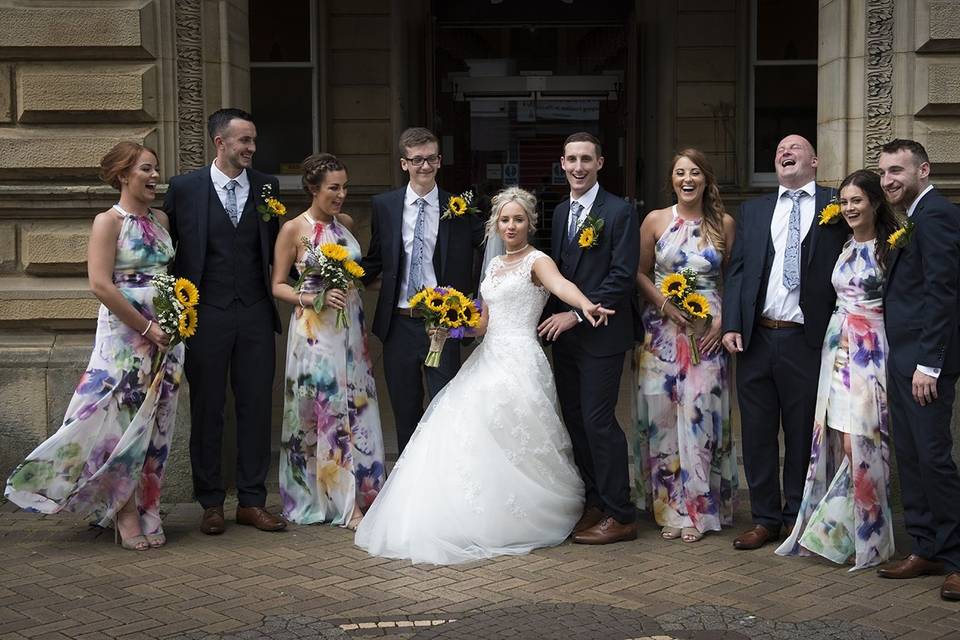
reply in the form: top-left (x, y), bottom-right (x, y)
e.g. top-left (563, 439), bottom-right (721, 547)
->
top-left (539, 132), bottom-right (640, 545)
top-left (361, 127), bottom-right (485, 454)
top-left (165, 108), bottom-right (286, 535)
top-left (721, 134), bottom-right (847, 550)
top-left (875, 139), bottom-right (960, 601)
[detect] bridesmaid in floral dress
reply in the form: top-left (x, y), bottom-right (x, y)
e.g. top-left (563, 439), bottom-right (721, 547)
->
top-left (272, 153), bottom-right (385, 529)
top-left (634, 149), bottom-right (738, 542)
top-left (777, 169), bottom-right (899, 570)
top-left (5, 142), bottom-right (184, 550)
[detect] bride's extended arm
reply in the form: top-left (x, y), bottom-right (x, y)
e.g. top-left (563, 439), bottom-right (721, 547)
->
top-left (469, 305), bottom-right (489, 337)
top-left (531, 256), bottom-right (614, 326)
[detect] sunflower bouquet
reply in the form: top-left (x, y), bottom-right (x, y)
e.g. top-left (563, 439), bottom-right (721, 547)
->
top-left (296, 238), bottom-right (365, 329)
top-left (256, 184), bottom-right (287, 221)
top-left (441, 190), bottom-right (480, 220)
top-left (660, 268), bottom-right (712, 365)
top-left (152, 274), bottom-right (199, 345)
top-left (407, 285), bottom-right (482, 367)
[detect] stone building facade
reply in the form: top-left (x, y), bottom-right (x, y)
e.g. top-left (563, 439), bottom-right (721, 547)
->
top-left (1, 0), bottom-right (958, 501)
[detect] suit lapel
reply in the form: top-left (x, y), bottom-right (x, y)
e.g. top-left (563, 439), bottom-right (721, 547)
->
top-left (434, 188), bottom-right (451, 280)
top-left (806, 185), bottom-right (831, 265)
top-left (553, 199), bottom-right (571, 261)
top-left (198, 167), bottom-right (212, 266)
top-left (389, 188), bottom-right (405, 279)
top-left (757, 193), bottom-right (777, 275)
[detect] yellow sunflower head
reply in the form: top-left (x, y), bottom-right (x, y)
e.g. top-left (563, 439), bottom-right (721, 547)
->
top-left (344, 260), bottom-right (365, 279)
top-left (407, 290), bottom-right (426, 307)
top-left (459, 301), bottom-right (480, 327)
top-left (174, 278), bottom-right (199, 306)
top-left (441, 305), bottom-right (463, 327)
top-left (578, 227), bottom-right (595, 248)
top-left (425, 291), bottom-right (445, 311)
top-left (448, 196), bottom-right (467, 217)
top-left (682, 292), bottom-right (710, 319)
top-left (818, 202), bottom-right (841, 225)
top-left (178, 307), bottom-right (198, 338)
top-left (887, 227), bottom-right (905, 248)
top-left (660, 273), bottom-right (688, 299)
top-left (320, 243), bottom-right (349, 262)
top-left (266, 197), bottom-right (287, 216)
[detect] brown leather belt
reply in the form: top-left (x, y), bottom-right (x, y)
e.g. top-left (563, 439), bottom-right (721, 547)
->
top-left (758, 316), bottom-right (803, 329)
top-left (394, 307), bottom-right (424, 318)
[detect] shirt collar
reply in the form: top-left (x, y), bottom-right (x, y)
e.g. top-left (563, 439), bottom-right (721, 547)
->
top-left (405, 183), bottom-right (439, 208)
top-left (210, 161), bottom-right (248, 190)
top-left (570, 181), bottom-right (600, 211)
top-left (907, 184), bottom-right (935, 217)
top-left (777, 180), bottom-right (816, 199)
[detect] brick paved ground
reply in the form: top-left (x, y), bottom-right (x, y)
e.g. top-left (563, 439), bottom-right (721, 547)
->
top-left (1, 496), bottom-right (957, 640)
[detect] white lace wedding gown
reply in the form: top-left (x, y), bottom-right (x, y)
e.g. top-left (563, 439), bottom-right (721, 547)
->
top-left (354, 250), bottom-right (585, 564)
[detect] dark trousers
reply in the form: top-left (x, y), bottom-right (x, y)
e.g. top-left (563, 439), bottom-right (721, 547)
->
top-left (553, 340), bottom-right (635, 524)
top-left (887, 368), bottom-right (960, 571)
top-left (382, 314), bottom-right (461, 453)
top-left (736, 326), bottom-right (819, 531)
top-left (184, 297), bottom-right (276, 509)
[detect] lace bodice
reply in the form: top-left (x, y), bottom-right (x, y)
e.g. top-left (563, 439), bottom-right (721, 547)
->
top-left (480, 250), bottom-right (549, 340)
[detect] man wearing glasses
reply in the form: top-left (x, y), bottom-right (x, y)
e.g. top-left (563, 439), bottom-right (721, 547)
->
top-left (362, 127), bottom-right (485, 453)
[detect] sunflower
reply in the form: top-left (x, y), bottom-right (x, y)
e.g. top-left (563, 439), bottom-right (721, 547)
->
top-left (425, 291), bottom-right (445, 312)
top-left (887, 227), bottom-right (905, 248)
top-left (578, 227), bottom-right (595, 248)
top-left (660, 273), bottom-right (688, 299)
top-left (320, 242), bottom-right (349, 262)
top-left (442, 305), bottom-right (463, 327)
top-left (818, 202), bottom-right (841, 225)
top-left (682, 292), bottom-right (710, 319)
top-left (266, 197), bottom-right (287, 216)
top-left (344, 260), bottom-right (365, 279)
top-left (459, 301), bottom-right (479, 327)
top-left (407, 290), bottom-right (426, 307)
top-left (178, 307), bottom-right (198, 338)
top-left (448, 196), bottom-right (468, 217)
top-left (174, 278), bottom-right (199, 306)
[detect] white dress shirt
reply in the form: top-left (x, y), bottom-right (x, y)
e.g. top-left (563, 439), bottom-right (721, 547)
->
top-left (568, 181), bottom-right (600, 234)
top-left (761, 180), bottom-right (817, 323)
top-left (210, 162), bottom-right (250, 221)
top-left (907, 184), bottom-right (940, 378)
top-left (397, 184), bottom-right (440, 308)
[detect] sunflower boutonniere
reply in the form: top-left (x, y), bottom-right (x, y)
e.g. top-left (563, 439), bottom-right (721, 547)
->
top-left (887, 218), bottom-right (915, 250)
top-left (256, 184), bottom-right (287, 222)
top-left (817, 197), bottom-right (842, 225)
top-left (441, 190), bottom-right (480, 220)
top-left (577, 214), bottom-right (605, 249)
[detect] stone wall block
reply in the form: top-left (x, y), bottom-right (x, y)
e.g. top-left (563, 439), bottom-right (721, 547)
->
top-left (329, 16), bottom-right (390, 50)
top-left (0, 64), bottom-right (11, 123)
top-left (331, 86), bottom-right (391, 120)
top-left (0, 127), bottom-right (158, 179)
top-left (0, 335), bottom-right (53, 483)
top-left (913, 118), bottom-right (960, 164)
top-left (330, 51), bottom-right (390, 85)
top-left (675, 83), bottom-right (736, 118)
top-left (21, 222), bottom-right (90, 275)
top-left (676, 48), bottom-right (735, 83)
top-left (331, 121), bottom-right (392, 155)
top-left (917, 0), bottom-right (960, 52)
top-left (914, 60), bottom-right (960, 116)
top-left (334, 155), bottom-right (392, 188)
top-left (0, 276), bottom-right (97, 321)
top-left (0, 222), bottom-right (15, 272)
top-left (0, 3), bottom-right (157, 59)
top-left (17, 64), bottom-right (158, 123)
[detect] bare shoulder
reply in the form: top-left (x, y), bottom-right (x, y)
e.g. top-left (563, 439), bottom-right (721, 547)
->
top-left (150, 207), bottom-right (170, 229)
top-left (91, 208), bottom-right (123, 232)
top-left (336, 213), bottom-right (355, 231)
top-left (641, 207), bottom-right (672, 234)
top-left (722, 213), bottom-right (736, 231)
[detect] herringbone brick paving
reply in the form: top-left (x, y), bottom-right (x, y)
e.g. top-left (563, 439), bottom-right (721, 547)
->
top-left (0, 497), bottom-right (957, 639)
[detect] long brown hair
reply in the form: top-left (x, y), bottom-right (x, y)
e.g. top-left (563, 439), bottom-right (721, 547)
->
top-left (838, 169), bottom-right (899, 269)
top-left (670, 148), bottom-right (727, 256)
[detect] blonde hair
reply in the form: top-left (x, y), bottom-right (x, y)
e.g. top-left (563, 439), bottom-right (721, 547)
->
top-left (485, 187), bottom-right (539, 238)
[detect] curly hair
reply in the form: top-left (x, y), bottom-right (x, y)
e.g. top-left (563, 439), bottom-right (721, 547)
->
top-left (669, 148), bottom-right (728, 257)
top-left (485, 187), bottom-right (538, 239)
top-left (301, 153), bottom-right (347, 195)
top-left (98, 141), bottom-right (158, 191)
top-left (839, 169), bottom-right (900, 270)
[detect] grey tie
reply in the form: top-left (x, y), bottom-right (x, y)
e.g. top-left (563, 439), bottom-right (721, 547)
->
top-left (224, 179), bottom-right (239, 227)
top-left (782, 189), bottom-right (803, 290)
top-left (567, 201), bottom-right (584, 242)
top-left (406, 198), bottom-right (427, 299)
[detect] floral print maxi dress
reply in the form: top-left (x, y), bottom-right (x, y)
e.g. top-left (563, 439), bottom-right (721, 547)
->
top-left (634, 206), bottom-right (737, 533)
top-left (279, 216), bottom-right (385, 525)
top-left (776, 238), bottom-right (894, 570)
top-left (5, 208), bottom-right (185, 536)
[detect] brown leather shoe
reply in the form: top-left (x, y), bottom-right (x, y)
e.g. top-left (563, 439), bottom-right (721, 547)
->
top-left (572, 506), bottom-right (604, 534)
top-left (200, 506), bottom-right (225, 535)
top-left (877, 554), bottom-right (945, 579)
top-left (236, 506), bottom-right (287, 532)
top-left (941, 573), bottom-right (960, 601)
top-left (733, 525), bottom-right (779, 550)
top-left (572, 516), bottom-right (638, 545)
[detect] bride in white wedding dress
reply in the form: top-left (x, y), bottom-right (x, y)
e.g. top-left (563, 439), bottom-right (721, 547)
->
top-left (354, 187), bottom-right (612, 564)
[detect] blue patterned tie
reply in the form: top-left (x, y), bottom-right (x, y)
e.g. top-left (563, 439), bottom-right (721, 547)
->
top-left (782, 190), bottom-right (803, 290)
top-left (224, 179), bottom-right (239, 227)
top-left (406, 198), bottom-right (427, 299)
top-left (567, 201), bottom-right (584, 242)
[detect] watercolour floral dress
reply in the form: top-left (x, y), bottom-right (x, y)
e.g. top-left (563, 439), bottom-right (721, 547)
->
top-left (776, 238), bottom-right (894, 570)
top-left (634, 206), bottom-right (737, 533)
top-left (5, 207), bottom-right (184, 537)
top-left (279, 214), bottom-right (385, 525)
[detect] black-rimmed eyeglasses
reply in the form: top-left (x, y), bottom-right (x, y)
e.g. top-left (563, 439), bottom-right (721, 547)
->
top-left (403, 155), bottom-right (441, 167)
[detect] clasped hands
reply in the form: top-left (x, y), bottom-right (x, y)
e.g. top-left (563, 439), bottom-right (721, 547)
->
top-left (537, 303), bottom-right (615, 342)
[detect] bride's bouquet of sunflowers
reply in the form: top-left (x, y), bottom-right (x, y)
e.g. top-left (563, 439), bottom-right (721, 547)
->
top-left (407, 286), bottom-right (482, 367)
top-left (296, 238), bottom-right (365, 330)
top-left (659, 268), bottom-right (711, 365)
top-left (152, 274), bottom-right (199, 345)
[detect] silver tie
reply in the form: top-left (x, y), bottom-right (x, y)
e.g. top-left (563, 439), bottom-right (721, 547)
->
top-left (224, 179), bottom-right (239, 227)
top-left (782, 190), bottom-right (803, 290)
top-left (567, 201), bottom-right (584, 242)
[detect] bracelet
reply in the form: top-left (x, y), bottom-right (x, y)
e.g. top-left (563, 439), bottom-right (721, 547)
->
top-left (140, 320), bottom-right (153, 336)
top-left (298, 291), bottom-right (307, 308)
top-left (659, 298), bottom-right (669, 313)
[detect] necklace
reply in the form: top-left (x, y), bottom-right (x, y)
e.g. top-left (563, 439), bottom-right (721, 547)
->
top-left (504, 244), bottom-right (529, 255)
top-left (113, 203), bottom-right (149, 217)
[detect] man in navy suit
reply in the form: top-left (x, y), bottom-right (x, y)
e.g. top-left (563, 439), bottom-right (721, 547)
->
top-left (721, 134), bottom-right (847, 550)
top-left (361, 127), bottom-right (485, 454)
top-left (165, 108), bottom-right (286, 535)
top-left (875, 139), bottom-right (960, 601)
top-left (539, 132), bottom-right (640, 545)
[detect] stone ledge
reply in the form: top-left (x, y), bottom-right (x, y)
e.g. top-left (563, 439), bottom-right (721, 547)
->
top-left (0, 276), bottom-right (97, 321)
top-left (0, 126), bottom-right (158, 178)
top-left (20, 222), bottom-right (90, 275)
